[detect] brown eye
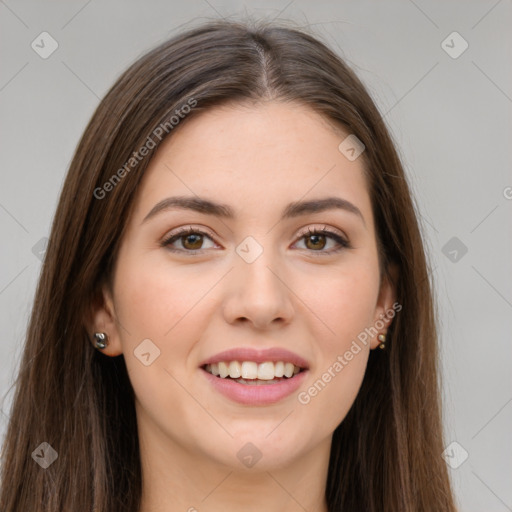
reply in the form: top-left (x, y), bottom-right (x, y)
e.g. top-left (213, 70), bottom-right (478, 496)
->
top-left (181, 233), bottom-right (204, 250)
top-left (295, 227), bottom-right (350, 255)
top-left (161, 228), bottom-right (216, 252)
top-left (304, 233), bottom-right (327, 250)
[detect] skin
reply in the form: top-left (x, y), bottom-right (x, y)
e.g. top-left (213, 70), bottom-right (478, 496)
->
top-left (91, 101), bottom-right (396, 512)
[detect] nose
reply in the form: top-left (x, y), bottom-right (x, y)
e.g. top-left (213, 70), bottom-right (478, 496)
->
top-left (222, 248), bottom-right (295, 330)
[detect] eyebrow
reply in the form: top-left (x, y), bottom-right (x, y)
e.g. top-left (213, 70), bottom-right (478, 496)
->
top-left (142, 195), bottom-right (366, 226)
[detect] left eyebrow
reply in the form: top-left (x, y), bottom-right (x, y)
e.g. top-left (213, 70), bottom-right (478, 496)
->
top-left (283, 197), bottom-right (365, 226)
top-left (141, 195), bottom-right (366, 227)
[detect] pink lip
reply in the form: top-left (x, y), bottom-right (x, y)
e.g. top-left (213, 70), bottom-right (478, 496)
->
top-left (199, 347), bottom-right (310, 369)
top-left (201, 367), bottom-right (308, 405)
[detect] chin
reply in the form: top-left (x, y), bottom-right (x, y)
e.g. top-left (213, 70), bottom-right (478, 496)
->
top-left (200, 429), bottom-right (310, 472)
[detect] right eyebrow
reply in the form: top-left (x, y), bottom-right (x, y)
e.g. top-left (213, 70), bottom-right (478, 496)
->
top-left (142, 196), bottom-right (234, 224)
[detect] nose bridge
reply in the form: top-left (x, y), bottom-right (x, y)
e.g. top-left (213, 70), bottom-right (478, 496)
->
top-left (224, 235), bottom-right (294, 328)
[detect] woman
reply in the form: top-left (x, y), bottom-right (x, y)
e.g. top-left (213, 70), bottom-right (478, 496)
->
top-left (0, 19), bottom-right (457, 511)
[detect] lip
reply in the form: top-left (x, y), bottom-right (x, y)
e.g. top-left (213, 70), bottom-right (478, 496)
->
top-left (201, 367), bottom-right (308, 405)
top-left (199, 347), bottom-right (310, 369)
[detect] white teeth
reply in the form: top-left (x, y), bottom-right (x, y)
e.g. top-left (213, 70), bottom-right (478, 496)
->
top-left (228, 361), bottom-right (241, 379)
top-left (241, 361), bottom-right (258, 379)
top-left (257, 362), bottom-right (275, 380)
top-left (218, 361), bottom-right (229, 378)
top-left (205, 360), bottom-right (303, 380)
top-left (274, 361), bottom-right (284, 378)
top-left (283, 362), bottom-right (294, 378)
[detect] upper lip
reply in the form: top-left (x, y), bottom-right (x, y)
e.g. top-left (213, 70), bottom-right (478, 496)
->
top-left (200, 347), bottom-right (310, 369)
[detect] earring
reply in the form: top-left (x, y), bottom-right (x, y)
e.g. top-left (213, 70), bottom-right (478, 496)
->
top-left (377, 333), bottom-right (387, 350)
top-left (93, 332), bottom-right (109, 349)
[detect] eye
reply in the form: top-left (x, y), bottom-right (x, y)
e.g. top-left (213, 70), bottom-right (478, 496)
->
top-left (161, 226), bottom-right (217, 253)
top-left (293, 226), bottom-right (350, 255)
top-left (161, 225), bottom-right (350, 255)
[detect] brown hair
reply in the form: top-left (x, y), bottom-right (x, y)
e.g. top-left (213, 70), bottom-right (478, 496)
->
top-left (0, 19), bottom-right (457, 511)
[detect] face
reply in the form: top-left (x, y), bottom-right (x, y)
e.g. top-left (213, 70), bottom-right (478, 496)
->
top-left (92, 101), bottom-right (395, 472)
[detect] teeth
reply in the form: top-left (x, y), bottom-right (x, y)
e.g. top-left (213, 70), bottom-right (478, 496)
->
top-left (218, 361), bottom-right (229, 378)
top-left (257, 362), bottom-right (275, 380)
top-left (241, 361), bottom-right (258, 379)
top-left (228, 361), bottom-right (241, 378)
top-left (205, 361), bottom-right (303, 380)
top-left (284, 362), bottom-right (295, 378)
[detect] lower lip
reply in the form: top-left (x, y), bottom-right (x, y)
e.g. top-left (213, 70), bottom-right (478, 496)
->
top-left (201, 368), bottom-right (308, 405)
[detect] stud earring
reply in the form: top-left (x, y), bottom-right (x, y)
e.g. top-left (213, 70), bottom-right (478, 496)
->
top-left (93, 332), bottom-right (109, 349)
top-left (377, 333), bottom-right (387, 350)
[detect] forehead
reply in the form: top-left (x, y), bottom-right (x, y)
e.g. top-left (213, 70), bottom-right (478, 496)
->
top-left (131, 101), bottom-right (372, 225)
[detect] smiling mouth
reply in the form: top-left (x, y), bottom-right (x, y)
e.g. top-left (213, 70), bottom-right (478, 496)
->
top-left (202, 361), bottom-right (305, 385)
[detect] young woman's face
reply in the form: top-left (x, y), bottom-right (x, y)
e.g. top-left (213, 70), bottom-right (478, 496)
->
top-left (96, 101), bottom-right (395, 472)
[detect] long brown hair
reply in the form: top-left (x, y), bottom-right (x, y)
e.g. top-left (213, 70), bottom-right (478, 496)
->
top-left (0, 19), bottom-right (457, 511)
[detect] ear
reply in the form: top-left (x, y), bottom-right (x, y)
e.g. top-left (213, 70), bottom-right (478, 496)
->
top-left (86, 282), bottom-right (123, 356)
top-left (370, 263), bottom-right (399, 350)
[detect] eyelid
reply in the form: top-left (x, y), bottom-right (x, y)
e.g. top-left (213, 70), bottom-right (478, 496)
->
top-left (166, 224), bottom-right (217, 240)
top-left (160, 225), bottom-right (219, 251)
top-left (292, 225), bottom-right (350, 255)
top-left (295, 224), bottom-right (347, 241)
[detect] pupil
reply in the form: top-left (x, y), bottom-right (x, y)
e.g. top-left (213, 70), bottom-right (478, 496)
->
top-left (185, 234), bottom-right (202, 249)
top-left (308, 234), bottom-right (325, 249)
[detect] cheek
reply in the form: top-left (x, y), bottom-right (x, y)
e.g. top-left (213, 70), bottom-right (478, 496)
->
top-left (114, 252), bottom-right (211, 343)
top-left (295, 258), bottom-right (379, 426)
top-left (111, 253), bottom-right (199, 389)
top-left (304, 257), bottom-right (381, 353)
top-left (112, 255), bottom-right (213, 426)
top-left (298, 346), bottom-right (368, 438)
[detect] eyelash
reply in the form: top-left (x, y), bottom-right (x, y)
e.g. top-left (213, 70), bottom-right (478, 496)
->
top-left (160, 225), bottom-right (350, 256)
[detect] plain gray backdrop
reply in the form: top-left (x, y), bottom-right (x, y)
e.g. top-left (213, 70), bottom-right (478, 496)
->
top-left (1, 1), bottom-right (511, 510)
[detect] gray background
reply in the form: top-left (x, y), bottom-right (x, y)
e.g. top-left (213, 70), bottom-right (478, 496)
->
top-left (1, 1), bottom-right (511, 510)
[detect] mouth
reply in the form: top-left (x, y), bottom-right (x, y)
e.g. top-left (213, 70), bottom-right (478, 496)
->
top-left (202, 360), bottom-right (305, 386)
top-left (199, 347), bottom-right (309, 405)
